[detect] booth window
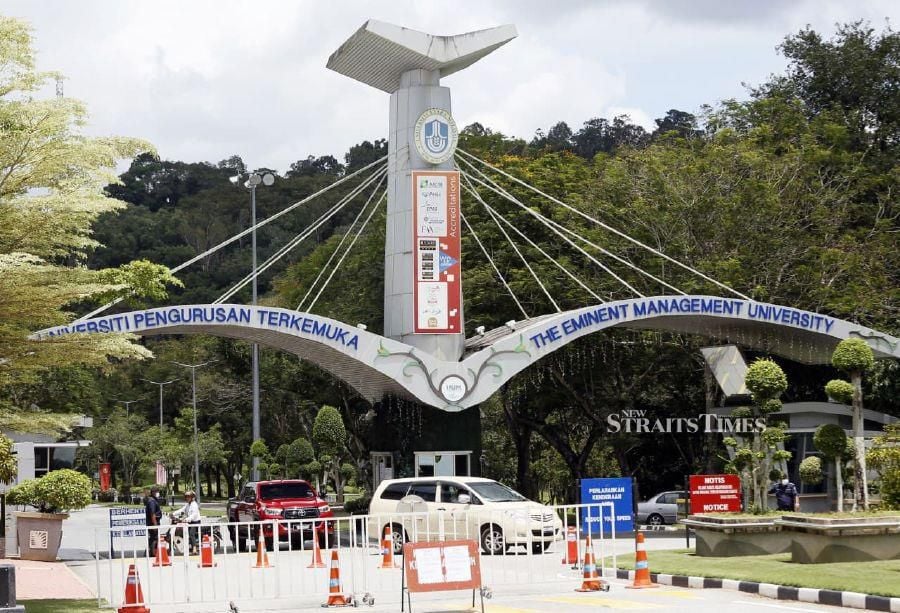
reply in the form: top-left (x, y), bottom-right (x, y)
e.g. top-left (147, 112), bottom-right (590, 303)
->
top-left (415, 451), bottom-right (471, 478)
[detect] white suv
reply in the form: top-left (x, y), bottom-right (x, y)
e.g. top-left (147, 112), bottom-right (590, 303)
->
top-left (368, 477), bottom-right (563, 555)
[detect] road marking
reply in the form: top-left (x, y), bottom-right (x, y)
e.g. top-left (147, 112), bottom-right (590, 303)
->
top-left (645, 589), bottom-right (702, 600)
top-left (733, 601), bottom-right (835, 612)
top-left (445, 603), bottom-right (539, 612)
top-left (541, 596), bottom-right (665, 609)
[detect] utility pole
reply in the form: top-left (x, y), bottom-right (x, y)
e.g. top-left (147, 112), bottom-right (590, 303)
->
top-left (171, 360), bottom-right (216, 502)
top-left (245, 172), bottom-right (274, 481)
top-left (142, 378), bottom-right (178, 429)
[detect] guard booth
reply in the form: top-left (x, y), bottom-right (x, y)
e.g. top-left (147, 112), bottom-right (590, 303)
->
top-left (368, 399), bottom-right (482, 491)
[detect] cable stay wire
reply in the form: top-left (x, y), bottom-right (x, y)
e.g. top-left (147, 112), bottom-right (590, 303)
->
top-left (76, 156), bottom-right (388, 322)
top-left (458, 160), bottom-right (646, 297)
top-left (459, 175), bottom-right (604, 304)
top-left (463, 173), bottom-right (561, 312)
top-left (457, 154), bottom-right (660, 296)
top-left (296, 173), bottom-right (387, 311)
top-left (456, 148), bottom-right (750, 300)
top-left (306, 189), bottom-right (386, 314)
top-left (459, 212), bottom-right (529, 320)
top-left (215, 166), bottom-right (387, 305)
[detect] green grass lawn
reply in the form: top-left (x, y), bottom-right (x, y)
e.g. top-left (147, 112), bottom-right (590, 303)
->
top-left (19, 600), bottom-right (100, 612)
top-left (612, 549), bottom-right (900, 597)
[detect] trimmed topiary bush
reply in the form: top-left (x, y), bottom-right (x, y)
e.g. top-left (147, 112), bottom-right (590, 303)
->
top-left (824, 379), bottom-right (854, 404)
top-left (7, 469), bottom-right (92, 513)
top-left (832, 338), bottom-right (875, 374)
top-left (799, 456), bottom-right (824, 486)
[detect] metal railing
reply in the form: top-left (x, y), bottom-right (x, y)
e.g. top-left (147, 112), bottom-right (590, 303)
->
top-left (92, 502), bottom-right (616, 609)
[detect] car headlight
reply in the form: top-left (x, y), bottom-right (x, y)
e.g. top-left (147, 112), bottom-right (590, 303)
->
top-left (261, 506), bottom-right (282, 517)
top-left (320, 505), bottom-right (330, 514)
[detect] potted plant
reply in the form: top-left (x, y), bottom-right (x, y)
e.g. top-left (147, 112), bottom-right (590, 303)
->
top-left (7, 469), bottom-right (92, 561)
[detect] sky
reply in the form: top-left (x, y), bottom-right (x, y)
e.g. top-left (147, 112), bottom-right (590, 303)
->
top-left (5, 1), bottom-right (897, 174)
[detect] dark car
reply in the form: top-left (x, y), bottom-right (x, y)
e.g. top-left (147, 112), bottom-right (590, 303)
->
top-left (226, 480), bottom-right (334, 551)
top-left (636, 490), bottom-right (686, 526)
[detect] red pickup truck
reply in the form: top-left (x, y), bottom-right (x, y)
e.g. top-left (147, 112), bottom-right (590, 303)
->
top-left (226, 479), bottom-right (334, 551)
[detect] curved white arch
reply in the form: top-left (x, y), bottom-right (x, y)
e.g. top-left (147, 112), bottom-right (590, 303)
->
top-left (458, 296), bottom-right (899, 406)
top-left (33, 297), bottom-right (899, 411)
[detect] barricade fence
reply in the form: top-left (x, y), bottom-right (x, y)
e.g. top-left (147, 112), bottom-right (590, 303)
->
top-left (94, 502), bottom-right (617, 609)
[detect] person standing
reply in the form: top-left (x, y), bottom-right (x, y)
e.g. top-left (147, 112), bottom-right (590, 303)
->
top-left (145, 487), bottom-right (163, 555)
top-left (769, 476), bottom-right (799, 511)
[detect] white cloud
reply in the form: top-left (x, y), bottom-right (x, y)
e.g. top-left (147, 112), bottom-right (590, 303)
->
top-left (4, 0), bottom-right (897, 172)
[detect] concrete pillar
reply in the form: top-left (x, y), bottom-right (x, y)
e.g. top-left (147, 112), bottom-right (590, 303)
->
top-left (385, 69), bottom-right (464, 361)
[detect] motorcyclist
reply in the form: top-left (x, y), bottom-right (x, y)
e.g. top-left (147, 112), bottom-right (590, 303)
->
top-left (173, 490), bottom-right (202, 555)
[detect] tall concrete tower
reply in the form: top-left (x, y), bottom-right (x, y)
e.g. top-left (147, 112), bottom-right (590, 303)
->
top-left (327, 20), bottom-right (517, 363)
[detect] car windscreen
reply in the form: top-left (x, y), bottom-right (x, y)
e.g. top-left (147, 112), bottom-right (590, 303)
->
top-left (259, 483), bottom-right (313, 499)
top-left (468, 481), bottom-right (527, 502)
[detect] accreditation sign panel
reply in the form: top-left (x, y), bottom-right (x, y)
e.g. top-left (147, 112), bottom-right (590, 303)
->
top-left (689, 474), bottom-right (742, 514)
top-left (412, 170), bottom-right (461, 334)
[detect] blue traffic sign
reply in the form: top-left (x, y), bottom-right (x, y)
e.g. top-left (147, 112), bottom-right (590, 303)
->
top-left (580, 477), bottom-right (634, 534)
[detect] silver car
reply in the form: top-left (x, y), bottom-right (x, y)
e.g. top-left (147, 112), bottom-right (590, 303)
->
top-left (636, 490), bottom-right (685, 526)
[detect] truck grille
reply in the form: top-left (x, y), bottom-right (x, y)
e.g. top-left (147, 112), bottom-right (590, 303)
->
top-left (283, 507), bottom-right (319, 520)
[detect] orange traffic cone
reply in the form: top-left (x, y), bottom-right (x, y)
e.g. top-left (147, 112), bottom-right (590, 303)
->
top-left (152, 535), bottom-right (171, 567)
top-left (626, 532), bottom-right (658, 589)
top-left (117, 564), bottom-right (150, 613)
top-left (561, 526), bottom-right (579, 567)
top-left (253, 530), bottom-right (273, 568)
top-left (322, 550), bottom-right (353, 607)
top-left (198, 533), bottom-right (217, 568)
top-left (379, 525), bottom-right (397, 569)
top-left (307, 532), bottom-right (326, 568)
top-left (575, 533), bottom-right (607, 592)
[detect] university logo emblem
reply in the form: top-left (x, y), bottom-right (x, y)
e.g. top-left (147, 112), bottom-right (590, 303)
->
top-left (425, 118), bottom-right (449, 154)
top-left (414, 108), bottom-right (458, 164)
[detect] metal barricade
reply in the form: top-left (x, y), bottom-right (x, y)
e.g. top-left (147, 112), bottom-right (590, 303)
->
top-left (91, 502), bottom-right (617, 609)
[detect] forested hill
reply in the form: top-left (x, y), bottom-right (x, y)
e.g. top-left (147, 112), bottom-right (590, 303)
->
top-left (88, 140), bottom-right (388, 306)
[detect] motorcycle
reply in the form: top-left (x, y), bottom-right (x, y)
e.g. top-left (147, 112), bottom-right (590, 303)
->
top-left (164, 510), bottom-right (224, 556)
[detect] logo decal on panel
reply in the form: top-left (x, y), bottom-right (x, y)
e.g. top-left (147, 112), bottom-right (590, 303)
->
top-left (413, 171), bottom-right (461, 334)
top-left (414, 108), bottom-right (458, 164)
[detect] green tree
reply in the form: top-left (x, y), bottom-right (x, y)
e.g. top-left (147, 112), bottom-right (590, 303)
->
top-left (832, 338), bottom-right (876, 510)
top-left (725, 359), bottom-right (791, 512)
top-left (312, 405), bottom-right (351, 502)
top-left (0, 16), bottom-right (179, 395)
top-left (0, 434), bottom-right (18, 484)
top-left (867, 424), bottom-right (900, 510)
top-left (814, 423), bottom-right (851, 511)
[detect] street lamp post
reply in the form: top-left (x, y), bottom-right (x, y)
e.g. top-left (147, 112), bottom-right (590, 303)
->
top-left (142, 378), bottom-right (178, 429)
top-left (171, 360), bottom-right (216, 502)
top-left (246, 172), bottom-right (274, 481)
top-left (116, 398), bottom-right (141, 415)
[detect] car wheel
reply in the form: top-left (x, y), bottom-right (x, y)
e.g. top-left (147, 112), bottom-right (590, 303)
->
top-left (480, 524), bottom-right (505, 556)
top-left (265, 536), bottom-right (275, 552)
top-left (386, 523), bottom-right (406, 556)
top-left (318, 531), bottom-right (329, 550)
top-left (647, 513), bottom-right (665, 526)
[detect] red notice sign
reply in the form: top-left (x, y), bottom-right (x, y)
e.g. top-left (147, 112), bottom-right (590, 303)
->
top-left (412, 171), bottom-right (462, 334)
top-left (689, 474), bottom-right (742, 514)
